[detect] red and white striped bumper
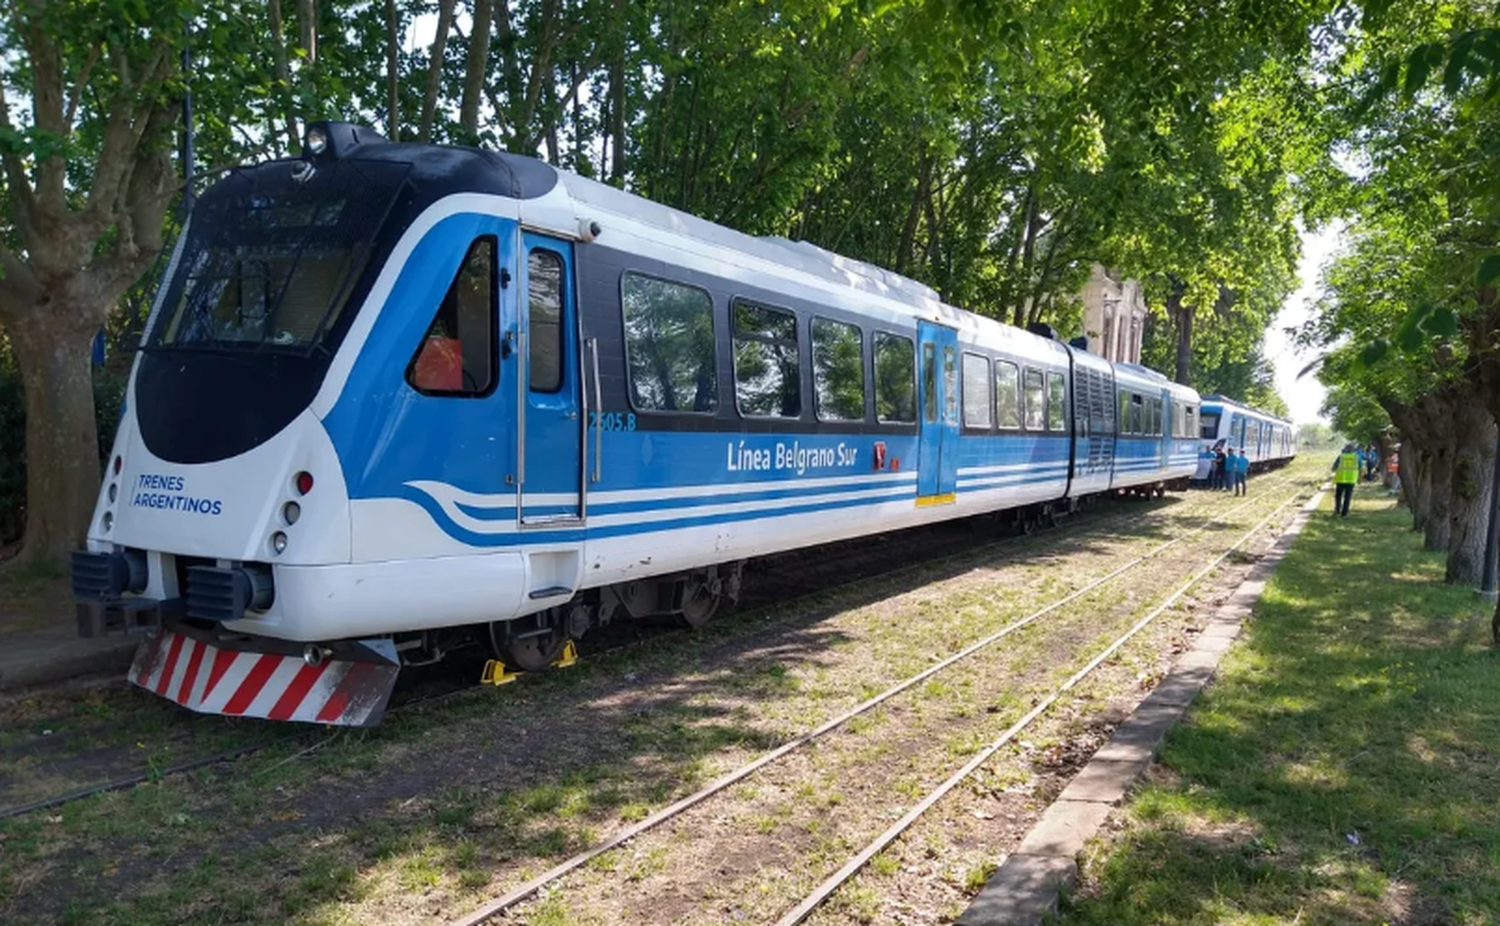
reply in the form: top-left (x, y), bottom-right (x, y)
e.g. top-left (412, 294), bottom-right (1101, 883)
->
top-left (128, 629), bottom-right (398, 727)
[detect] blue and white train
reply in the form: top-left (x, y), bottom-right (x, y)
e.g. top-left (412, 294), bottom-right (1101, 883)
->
top-left (71, 123), bottom-right (1274, 726)
top-left (1198, 395), bottom-right (1298, 471)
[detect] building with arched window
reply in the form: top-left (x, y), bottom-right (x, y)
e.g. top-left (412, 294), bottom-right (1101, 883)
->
top-left (1080, 265), bottom-right (1147, 364)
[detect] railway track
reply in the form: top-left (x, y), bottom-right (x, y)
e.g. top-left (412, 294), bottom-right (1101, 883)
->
top-left (448, 474), bottom-right (1312, 925)
top-left (0, 473), bottom-right (1305, 827)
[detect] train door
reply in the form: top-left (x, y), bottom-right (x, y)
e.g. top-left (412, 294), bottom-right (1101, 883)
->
top-left (517, 232), bottom-right (583, 525)
top-left (916, 321), bottom-right (959, 503)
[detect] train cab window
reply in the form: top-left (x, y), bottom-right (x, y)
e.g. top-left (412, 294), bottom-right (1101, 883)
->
top-left (962, 353), bottom-right (992, 429)
top-left (527, 250), bottom-right (563, 392)
top-left (1199, 411), bottom-right (1219, 440)
top-left (875, 332), bottom-right (916, 423)
top-left (995, 360), bottom-right (1020, 429)
top-left (812, 317), bottom-right (866, 421)
top-left (1022, 368), bottom-right (1045, 430)
top-left (622, 272), bottom-right (717, 413)
top-left (733, 299), bottom-right (801, 418)
top-left (1046, 372), bottom-right (1065, 431)
top-left (406, 236), bottom-right (496, 396)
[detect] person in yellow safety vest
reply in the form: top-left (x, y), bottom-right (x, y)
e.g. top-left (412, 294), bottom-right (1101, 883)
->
top-left (1332, 442), bottom-right (1360, 516)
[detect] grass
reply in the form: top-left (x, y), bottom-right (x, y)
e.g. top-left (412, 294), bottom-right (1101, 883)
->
top-left (1058, 490), bottom-right (1500, 926)
top-left (0, 470), bottom-right (1320, 926)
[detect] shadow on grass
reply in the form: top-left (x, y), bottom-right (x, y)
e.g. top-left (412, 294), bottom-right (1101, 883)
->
top-left (0, 476), bottom-right (1314, 926)
top-left (1059, 493), bottom-right (1500, 926)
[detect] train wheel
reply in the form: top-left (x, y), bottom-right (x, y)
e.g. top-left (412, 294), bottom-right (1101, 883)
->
top-left (490, 609), bottom-right (570, 673)
top-left (678, 580), bottom-right (723, 629)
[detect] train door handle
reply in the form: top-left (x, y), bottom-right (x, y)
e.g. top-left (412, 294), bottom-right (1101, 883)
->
top-left (565, 411), bottom-right (579, 420)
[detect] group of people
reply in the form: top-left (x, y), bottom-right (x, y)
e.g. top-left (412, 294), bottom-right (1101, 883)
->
top-left (1195, 443), bottom-right (1251, 495)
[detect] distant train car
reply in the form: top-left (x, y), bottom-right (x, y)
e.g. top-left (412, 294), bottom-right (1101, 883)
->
top-left (1199, 394), bottom-right (1298, 471)
top-left (72, 123), bottom-right (1206, 726)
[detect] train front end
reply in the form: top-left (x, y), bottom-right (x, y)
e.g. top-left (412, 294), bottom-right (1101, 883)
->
top-left (70, 126), bottom-right (425, 726)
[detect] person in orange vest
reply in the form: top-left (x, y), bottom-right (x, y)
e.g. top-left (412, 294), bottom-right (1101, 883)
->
top-left (1332, 442), bottom-right (1360, 516)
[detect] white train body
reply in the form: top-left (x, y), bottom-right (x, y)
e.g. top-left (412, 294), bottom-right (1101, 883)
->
top-left (72, 124), bottom-right (1290, 726)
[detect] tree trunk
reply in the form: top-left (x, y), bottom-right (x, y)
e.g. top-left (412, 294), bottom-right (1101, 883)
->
top-left (895, 146), bottom-right (930, 276)
top-left (1409, 443), bottom-right (1432, 532)
top-left (420, 0), bottom-right (458, 142)
top-left (267, 0), bottom-right (300, 150)
top-left (459, 0), bottom-right (494, 143)
top-left (6, 318), bottom-right (104, 567)
top-left (1425, 435), bottom-right (1455, 552)
top-left (296, 0), bottom-right (318, 64)
top-left (1445, 401), bottom-right (1495, 584)
top-left (384, 0), bottom-right (400, 140)
top-left (1166, 278), bottom-right (1191, 385)
top-left (1013, 187), bottom-right (1042, 328)
top-left (608, 16), bottom-right (627, 184)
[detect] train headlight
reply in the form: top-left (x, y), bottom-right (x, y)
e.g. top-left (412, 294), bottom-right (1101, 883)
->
top-left (107, 483), bottom-right (117, 503)
top-left (283, 501), bottom-right (301, 525)
top-left (102, 511), bottom-right (113, 532)
top-left (305, 126), bottom-right (328, 156)
top-left (271, 531), bottom-right (288, 555)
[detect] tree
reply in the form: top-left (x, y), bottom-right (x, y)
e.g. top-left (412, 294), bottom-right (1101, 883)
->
top-left (0, 0), bottom-right (187, 566)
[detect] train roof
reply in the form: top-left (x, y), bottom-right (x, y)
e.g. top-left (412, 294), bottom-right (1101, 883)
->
top-left (286, 124), bottom-right (1197, 385)
top-left (1200, 394), bottom-right (1293, 425)
top-left (1111, 362), bottom-right (1200, 401)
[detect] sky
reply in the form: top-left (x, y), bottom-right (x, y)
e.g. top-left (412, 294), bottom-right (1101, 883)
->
top-left (1264, 222), bottom-right (1345, 424)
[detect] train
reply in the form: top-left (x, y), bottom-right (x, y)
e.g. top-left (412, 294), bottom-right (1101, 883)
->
top-left (1198, 395), bottom-right (1297, 471)
top-left (70, 122), bottom-right (1297, 726)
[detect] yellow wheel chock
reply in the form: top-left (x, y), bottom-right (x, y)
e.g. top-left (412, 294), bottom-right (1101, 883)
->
top-left (479, 640), bottom-right (578, 686)
top-left (480, 659), bottom-right (520, 686)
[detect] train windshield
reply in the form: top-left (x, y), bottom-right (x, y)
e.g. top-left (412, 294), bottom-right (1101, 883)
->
top-left (147, 158), bottom-right (409, 354)
top-left (1199, 412), bottom-right (1220, 440)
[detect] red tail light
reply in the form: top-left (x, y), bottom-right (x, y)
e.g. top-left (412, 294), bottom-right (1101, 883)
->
top-left (295, 471), bottom-right (314, 495)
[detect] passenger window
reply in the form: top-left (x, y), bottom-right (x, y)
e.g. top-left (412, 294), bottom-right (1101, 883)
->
top-left (734, 299), bottom-right (801, 418)
top-left (995, 360), bottom-right (1020, 429)
top-left (1023, 368), bottom-right (1045, 431)
top-left (1046, 372), bottom-right (1065, 431)
top-left (923, 342), bottom-right (937, 423)
top-left (962, 353), bottom-right (992, 429)
top-left (528, 250), bottom-right (563, 392)
top-left (1119, 390), bottom-right (1132, 434)
top-left (622, 272), bottom-right (717, 413)
top-left (812, 317), bottom-right (865, 422)
top-left (1153, 398), bottom-right (1163, 435)
top-left (875, 332), bottom-right (916, 423)
top-left (407, 236), bottom-right (495, 396)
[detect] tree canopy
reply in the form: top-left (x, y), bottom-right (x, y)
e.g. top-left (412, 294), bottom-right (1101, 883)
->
top-left (0, 0), bottom-right (1326, 566)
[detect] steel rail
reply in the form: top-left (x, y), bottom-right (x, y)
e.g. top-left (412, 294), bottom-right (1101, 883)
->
top-left (0, 472), bottom-right (1307, 825)
top-left (772, 485), bottom-right (1313, 926)
top-left (449, 474), bottom-right (1311, 926)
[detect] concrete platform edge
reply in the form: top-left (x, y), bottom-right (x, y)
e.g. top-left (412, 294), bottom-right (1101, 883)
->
top-left (956, 487), bottom-right (1326, 926)
top-left (0, 634), bottom-right (141, 693)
